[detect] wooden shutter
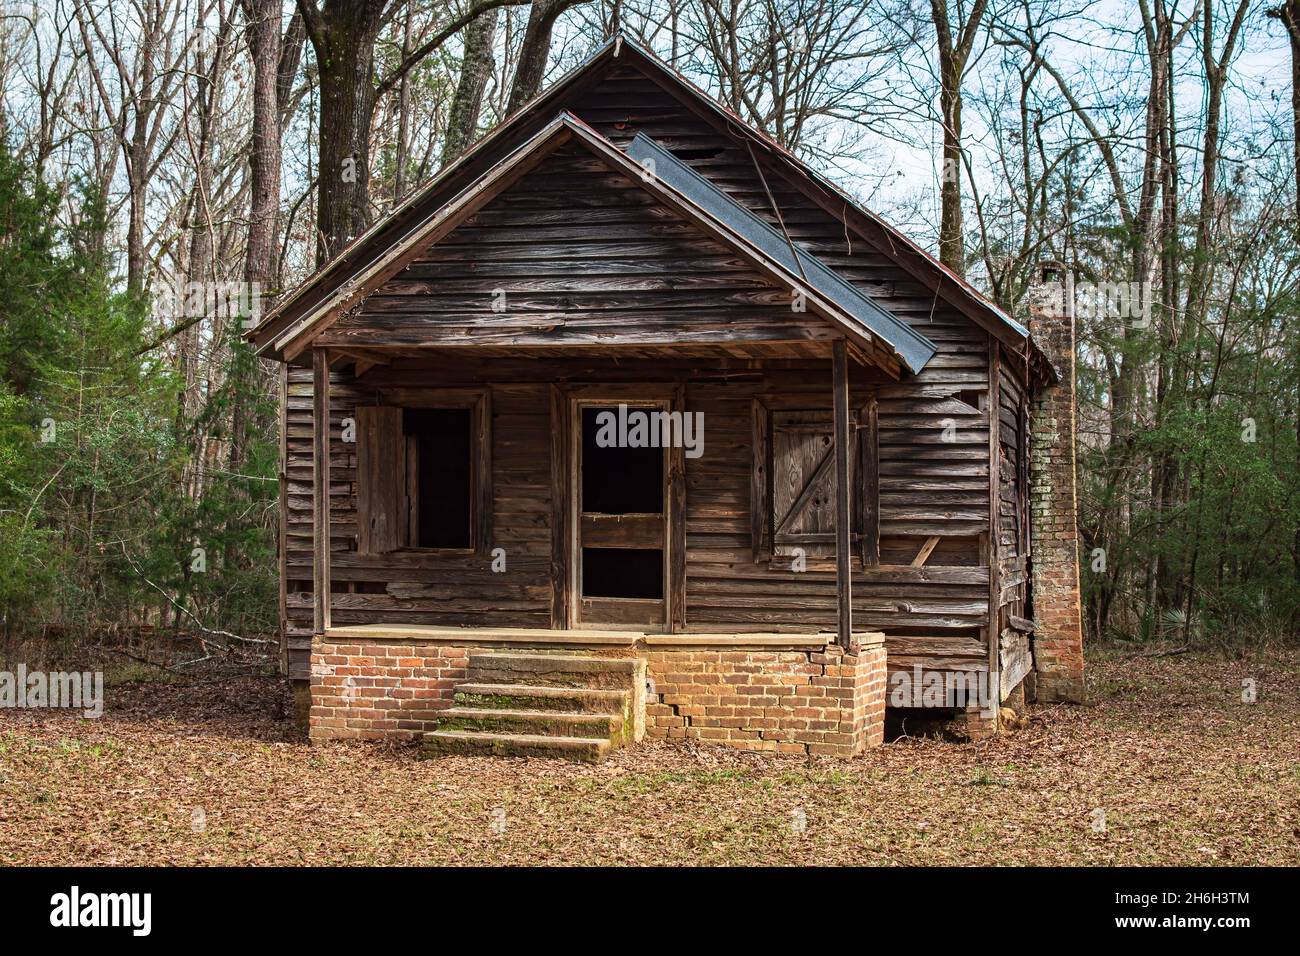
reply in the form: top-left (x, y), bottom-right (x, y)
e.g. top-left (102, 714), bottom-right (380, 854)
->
top-left (356, 406), bottom-right (407, 553)
top-left (771, 410), bottom-right (847, 560)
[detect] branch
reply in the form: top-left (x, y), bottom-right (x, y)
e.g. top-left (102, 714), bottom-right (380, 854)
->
top-left (373, 0), bottom-right (529, 103)
top-left (294, 0), bottom-right (324, 53)
top-left (119, 543), bottom-right (276, 647)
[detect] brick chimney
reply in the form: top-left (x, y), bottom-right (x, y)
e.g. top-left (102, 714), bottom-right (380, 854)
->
top-left (1026, 262), bottom-right (1085, 703)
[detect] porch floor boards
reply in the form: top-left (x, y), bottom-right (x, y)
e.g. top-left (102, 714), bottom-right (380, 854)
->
top-left (323, 623), bottom-right (882, 649)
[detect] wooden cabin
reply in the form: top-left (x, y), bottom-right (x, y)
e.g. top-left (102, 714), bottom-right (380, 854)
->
top-left (246, 36), bottom-right (1085, 759)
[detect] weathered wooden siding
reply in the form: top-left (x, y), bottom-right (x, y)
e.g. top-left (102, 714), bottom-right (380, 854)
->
top-left (996, 345), bottom-right (1030, 623)
top-left (680, 370), bottom-right (987, 675)
top-left (285, 365), bottom-right (556, 677)
top-left (284, 354), bottom-right (990, 680)
top-left (281, 60), bottom-right (1005, 682)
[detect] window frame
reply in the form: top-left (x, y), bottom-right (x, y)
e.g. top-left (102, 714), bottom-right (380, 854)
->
top-left (376, 387), bottom-right (492, 558)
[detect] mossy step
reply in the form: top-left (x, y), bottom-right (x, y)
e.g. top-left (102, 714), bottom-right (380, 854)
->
top-left (466, 652), bottom-right (641, 689)
top-left (454, 682), bottom-right (628, 714)
top-left (437, 706), bottom-right (625, 742)
top-left (421, 729), bottom-right (611, 763)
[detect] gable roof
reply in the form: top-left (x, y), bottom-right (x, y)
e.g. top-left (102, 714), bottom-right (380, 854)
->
top-left (246, 32), bottom-right (1032, 366)
top-left (268, 112), bottom-right (919, 374)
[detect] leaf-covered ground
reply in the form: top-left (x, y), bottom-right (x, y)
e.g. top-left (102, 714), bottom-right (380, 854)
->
top-left (1, 648), bottom-right (1297, 865)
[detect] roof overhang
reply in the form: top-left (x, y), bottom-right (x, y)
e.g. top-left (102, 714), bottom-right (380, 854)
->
top-left (626, 133), bottom-right (935, 373)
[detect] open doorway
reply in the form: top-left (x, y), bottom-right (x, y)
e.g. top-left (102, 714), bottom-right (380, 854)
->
top-left (573, 401), bottom-right (668, 628)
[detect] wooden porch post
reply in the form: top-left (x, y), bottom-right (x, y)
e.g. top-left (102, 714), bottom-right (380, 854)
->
top-left (312, 348), bottom-right (331, 634)
top-left (987, 338), bottom-right (1002, 693)
top-left (832, 339), bottom-right (853, 649)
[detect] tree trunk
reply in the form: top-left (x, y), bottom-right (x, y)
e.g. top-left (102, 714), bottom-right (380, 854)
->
top-left (442, 9), bottom-right (499, 166)
top-left (395, 5), bottom-right (414, 199)
top-left (929, 0), bottom-right (989, 276)
top-left (508, 0), bottom-right (585, 113)
top-left (1271, 0), bottom-right (1300, 593)
top-left (1283, 0), bottom-right (1300, 216)
top-left (936, 69), bottom-right (965, 274)
top-left (243, 0), bottom-right (284, 291)
top-left (302, 0), bottom-right (387, 264)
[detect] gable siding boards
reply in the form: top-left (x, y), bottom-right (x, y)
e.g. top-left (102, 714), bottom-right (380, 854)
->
top-left (997, 345), bottom-right (1030, 627)
top-left (319, 144), bottom-right (836, 352)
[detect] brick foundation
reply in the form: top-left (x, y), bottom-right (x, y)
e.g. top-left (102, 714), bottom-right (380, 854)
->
top-left (644, 636), bottom-right (887, 756)
top-left (1027, 263), bottom-right (1086, 703)
top-left (310, 634), bottom-right (888, 755)
top-left (310, 641), bottom-right (468, 741)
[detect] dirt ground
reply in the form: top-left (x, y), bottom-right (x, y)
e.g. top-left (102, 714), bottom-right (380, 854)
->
top-left (1, 647), bottom-right (1297, 865)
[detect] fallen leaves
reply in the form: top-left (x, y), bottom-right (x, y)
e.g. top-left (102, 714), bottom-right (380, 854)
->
top-left (0, 650), bottom-right (1297, 865)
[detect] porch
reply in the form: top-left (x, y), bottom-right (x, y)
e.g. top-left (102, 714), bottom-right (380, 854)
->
top-left (312, 624), bottom-right (888, 758)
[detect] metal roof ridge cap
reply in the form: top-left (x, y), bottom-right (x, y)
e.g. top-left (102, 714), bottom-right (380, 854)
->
top-left (557, 121), bottom-right (907, 370)
top-left (611, 40), bottom-right (1028, 340)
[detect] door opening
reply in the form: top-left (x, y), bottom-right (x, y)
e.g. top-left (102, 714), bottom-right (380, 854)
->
top-left (574, 402), bottom-right (668, 626)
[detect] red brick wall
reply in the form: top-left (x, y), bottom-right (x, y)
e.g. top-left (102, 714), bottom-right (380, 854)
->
top-left (644, 638), bottom-right (887, 756)
top-left (311, 637), bottom-right (888, 754)
top-left (310, 640), bottom-right (467, 741)
top-left (1027, 265), bottom-right (1086, 703)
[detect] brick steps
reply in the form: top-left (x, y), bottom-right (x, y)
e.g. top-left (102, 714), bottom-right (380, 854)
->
top-left (422, 729), bottom-right (612, 762)
top-left (467, 651), bottom-right (639, 689)
top-left (422, 651), bottom-right (643, 762)
top-left (435, 706), bottom-right (627, 743)
top-left (453, 682), bottom-right (628, 713)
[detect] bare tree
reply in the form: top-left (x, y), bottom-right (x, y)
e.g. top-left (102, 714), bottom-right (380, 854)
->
top-left (929, 0), bottom-right (989, 275)
top-left (73, 0), bottom-right (199, 294)
top-left (508, 0), bottom-right (592, 111)
top-left (1270, 0), bottom-right (1300, 219)
top-left (296, 0), bottom-right (538, 263)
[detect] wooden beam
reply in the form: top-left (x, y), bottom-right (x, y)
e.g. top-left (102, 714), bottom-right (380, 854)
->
top-left (277, 364), bottom-right (289, 674)
top-left (911, 535), bottom-right (940, 567)
top-left (832, 339), bottom-right (853, 649)
top-left (312, 348), bottom-right (331, 633)
top-left (750, 399), bottom-right (772, 564)
top-left (987, 338), bottom-right (1002, 699)
top-left (549, 384), bottom-right (570, 629)
top-left (668, 384), bottom-right (687, 633)
top-left (473, 391), bottom-right (493, 557)
top-left (859, 394), bottom-right (880, 566)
